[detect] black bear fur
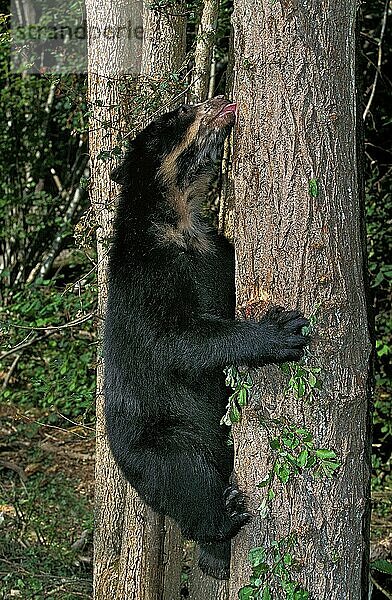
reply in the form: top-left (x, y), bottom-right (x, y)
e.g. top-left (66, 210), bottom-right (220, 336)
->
top-left (104, 96), bottom-right (309, 579)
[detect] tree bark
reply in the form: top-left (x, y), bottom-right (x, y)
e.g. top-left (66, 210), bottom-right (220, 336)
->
top-left (141, 2), bottom-right (186, 79)
top-left (86, 1), bottom-right (187, 598)
top-left (229, 1), bottom-right (372, 598)
top-left (191, 0), bottom-right (220, 102)
top-left (140, 4), bottom-right (187, 598)
top-left (188, 562), bottom-right (228, 600)
top-left (85, 1), bottom-right (167, 599)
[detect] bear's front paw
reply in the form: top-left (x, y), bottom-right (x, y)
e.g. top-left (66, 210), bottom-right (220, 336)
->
top-left (261, 306), bottom-right (310, 363)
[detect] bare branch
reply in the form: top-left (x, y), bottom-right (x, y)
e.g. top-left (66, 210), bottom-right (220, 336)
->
top-left (1, 333), bottom-right (40, 360)
top-left (2, 353), bottom-right (22, 388)
top-left (9, 311), bottom-right (95, 333)
top-left (363, 0), bottom-right (389, 121)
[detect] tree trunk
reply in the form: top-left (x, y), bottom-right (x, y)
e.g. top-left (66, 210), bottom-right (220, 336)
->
top-left (140, 4), bottom-right (188, 598)
top-left (141, 2), bottom-right (186, 80)
top-left (191, 0), bottom-right (220, 102)
top-left (85, 1), bottom-right (165, 599)
top-left (86, 0), bottom-right (187, 597)
top-left (229, 1), bottom-right (372, 598)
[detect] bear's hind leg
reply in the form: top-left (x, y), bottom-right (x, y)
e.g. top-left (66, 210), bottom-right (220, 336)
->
top-left (113, 440), bottom-right (250, 577)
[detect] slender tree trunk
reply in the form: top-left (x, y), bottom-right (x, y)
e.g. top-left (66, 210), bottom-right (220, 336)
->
top-left (228, 1), bottom-right (372, 598)
top-left (87, 1), bottom-right (187, 597)
top-left (191, 0), bottom-right (220, 102)
top-left (85, 2), bottom-right (166, 599)
top-left (140, 5), bottom-right (188, 598)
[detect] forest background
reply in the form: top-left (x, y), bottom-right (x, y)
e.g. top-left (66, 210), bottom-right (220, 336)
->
top-left (0, 0), bottom-right (390, 598)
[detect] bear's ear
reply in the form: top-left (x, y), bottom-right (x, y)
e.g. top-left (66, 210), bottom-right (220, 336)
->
top-left (110, 143), bottom-right (136, 184)
top-left (110, 162), bottom-right (128, 184)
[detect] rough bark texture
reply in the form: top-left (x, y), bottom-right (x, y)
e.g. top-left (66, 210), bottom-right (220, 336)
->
top-left (162, 518), bottom-right (185, 600)
top-left (188, 563), bottom-right (229, 600)
top-left (191, 0), bottom-right (220, 102)
top-left (228, 1), bottom-right (372, 598)
top-left (140, 4), bottom-right (187, 597)
top-left (141, 2), bottom-right (186, 79)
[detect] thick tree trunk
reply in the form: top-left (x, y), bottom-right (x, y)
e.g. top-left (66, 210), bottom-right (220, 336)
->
top-left (141, 2), bottom-right (186, 80)
top-left (228, 1), bottom-right (372, 599)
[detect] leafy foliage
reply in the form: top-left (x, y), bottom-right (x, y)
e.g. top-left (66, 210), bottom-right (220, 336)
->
top-left (0, 12), bottom-right (89, 291)
top-left (221, 366), bottom-right (253, 425)
top-left (370, 560), bottom-right (392, 576)
top-left (362, 0), bottom-right (392, 508)
top-left (238, 535), bottom-right (309, 600)
top-left (0, 275), bottom-right (96, 419)
top-left (257, 420), bottom-right (340, 518)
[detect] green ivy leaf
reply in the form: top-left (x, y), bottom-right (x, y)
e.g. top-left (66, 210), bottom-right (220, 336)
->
top-left (315, 449), bottom-right (337, 460)
top-left (321, 460), bottom-right (341, 477)
top-left (248, 547), bottom-right (266, 567)
top-left (269, 437), bottom-right (281, 450)
top-left (297, 449), bottom-right (308, 468)
top-left (294, 590), bottom-right (310, 600)
top-left (253, 563), bottom-right (269, 578)
top-left (305, 454), bottom-right (316, 468)
top-left (238, 387), bottom-right (248, 407)
top-left (308, 371), bottom-right (317, 388)
top-left (309, 178), bottom-right (319, 198)
top-left (275, 462), bottom-right (290, 484)
top-left (229, 403), bottom-right (241, 424)
top-left (258, 497), bottom-right (269, 519)
top-left (238, 585), bottom-right (255, 600)
top-left (295, 428), bottom-right (310, 438)
top-left (370, 559), bottom-right (392, 575)
top-left (296, 379), bottom-right (306, 398)
top-left (282, 432), bottom-right (299, 450)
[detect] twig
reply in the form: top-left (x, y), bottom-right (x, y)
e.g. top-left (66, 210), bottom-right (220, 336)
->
top-left (19, 415), bottom-right (94, 438)
top-left (56, 412), bottom-right (95, 431)
top-left (370, 574), bottom-right (392, 600)
top-left (2, 353), bottom-right (21, 388)
top-left (45, 588), bottom-right (89, 598)
top-left (10, 311), bottom-right (95, 332)
top-left (45, 585), bottom-right (68, 596)
top-left (363, 0), bottom-right (389, 121)
top-left (0, 332), bottom-right (50, 361)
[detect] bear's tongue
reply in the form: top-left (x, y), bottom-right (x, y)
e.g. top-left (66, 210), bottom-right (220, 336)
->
top-left (219, 102), bottom-right (237, 117)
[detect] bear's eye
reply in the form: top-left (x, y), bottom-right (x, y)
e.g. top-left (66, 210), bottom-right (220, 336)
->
top-left (178, 105), bottom-right (190, 116)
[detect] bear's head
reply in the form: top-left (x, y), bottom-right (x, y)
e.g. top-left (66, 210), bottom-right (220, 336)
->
top-left (111, 96), bottom-right (237, 191)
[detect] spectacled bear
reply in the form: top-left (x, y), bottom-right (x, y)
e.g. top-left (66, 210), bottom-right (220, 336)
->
top-left (104, 96), bottom-right (309, 580)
